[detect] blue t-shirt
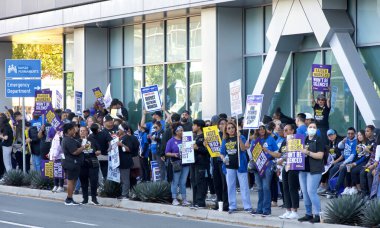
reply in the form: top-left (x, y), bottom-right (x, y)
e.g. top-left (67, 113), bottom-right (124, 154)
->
top-left (250, 135), bottom-right (279, 160)
top-left (221, 135), bottom-right (248, 173)
top-left (146, 120), bottom-right (166, 135)
top-left (30, 119), bottom-right (42, 131)
top-left (296, 124), bottom-right (307, 137)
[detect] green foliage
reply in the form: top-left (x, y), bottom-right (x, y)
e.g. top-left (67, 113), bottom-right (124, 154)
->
top-left (30, 173), bottom-right (54, 190)
top-left (12, 44), bottom-right (63, 79)
top-left (22, 170), bottom-right (41, 186)
top-left (130, 181), bottom-right (171, 203)
top-left (99, 180), bottom-right (122, 198)
top-left (361, 199), bottom-right (380, 228)
top-left (325, 195), bottom-right (365, 226)
top-left (2, 170), bottom-right (25, 186)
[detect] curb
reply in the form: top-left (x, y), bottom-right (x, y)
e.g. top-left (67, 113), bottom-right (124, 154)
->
top-left (0, 185), bottom-right (358, 228)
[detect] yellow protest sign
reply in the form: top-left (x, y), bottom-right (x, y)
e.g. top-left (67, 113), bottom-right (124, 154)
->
top-left (203, 125), bottom-right (222, 158)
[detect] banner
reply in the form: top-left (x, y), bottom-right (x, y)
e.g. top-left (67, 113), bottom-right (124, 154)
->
top-left (34, 90), bottom-right (52, 115)
top-left (45, 107), bottom-right (63, 131)
top-left (41, 160), bottom-right (54, 178)
top-left (182, 131), bottom-right (195, 164)
top-left (104, 83), bottom-right (112, 109)
top-left (229, 79), bottom-right (243, 117)
top-left (109, 138), bottom-right (120, 170)
top-left (92, 87), bottom-right (106, 108)
top-left (250, 138), bottom-right (270, 177)
top-left (56, 90), bottom-right (62, 109)
top-left (311, 64), bottom-right (331, 92)
top-left (75, 91), bottom-right (83, 114)
top-left (243, 94), bottom-right (264, 129)
top-left (141, 85), bottom-right (162, 112)
top-left (107, 164), bottom-right (120, 183)
top-left (150, 161), bottom-right (161, 182)
top-left (285, 134), bottom-right (305, 171)
top-left (203, 126), bottom-right (222, 158)
top-left (53, 161), bottom-right (64, 179)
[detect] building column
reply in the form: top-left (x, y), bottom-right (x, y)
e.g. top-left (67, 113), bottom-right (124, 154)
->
top-left (0, 42), bottom-right (13, 109)
top-left (73, 28), bottom-right (85, 113)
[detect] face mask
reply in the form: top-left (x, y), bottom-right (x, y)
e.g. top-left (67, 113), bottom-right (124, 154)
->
top-left (307, 128), bottom-right (317, 136)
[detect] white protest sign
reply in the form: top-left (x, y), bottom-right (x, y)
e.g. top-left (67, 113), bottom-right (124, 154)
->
top-left (182, 131), bottom-right (195, 164)
top-left (229, 79), bottom-right (243, 117)
top-left (109, 138), bottom-right (120, 170)
top-left (107, 164), bottom-right (120, 183)
top-left (141, 85), bottom-right (162, 112)
top-left (243, 94), bottom-right (264, 129)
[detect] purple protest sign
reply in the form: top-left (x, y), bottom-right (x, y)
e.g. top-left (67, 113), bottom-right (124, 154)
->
top-left (312, 64), bottom-right (331, 92)
top-left (53, 161), bottom-right (64, 179)
top-left (34, 90), bottom-right (52, 115)
top-left (92, 87), bottom-right (105, 108)
top-left (286, 134), bottom-right (305, 171)
top-left (250, 138), bottom-right (271, 177)
top-left (45, 107), bottom-right (63, 131)
top-left (41, 160), bottom-right (54, 178)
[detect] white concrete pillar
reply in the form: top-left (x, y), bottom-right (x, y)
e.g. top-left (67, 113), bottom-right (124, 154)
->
top-left (0, 42), bottom-right (13, 109)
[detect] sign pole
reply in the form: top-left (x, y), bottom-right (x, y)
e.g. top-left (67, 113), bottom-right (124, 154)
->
top-left (22, 97), bottom-right (26, 174)
top-left (236, 115), bottom-right (240, 167)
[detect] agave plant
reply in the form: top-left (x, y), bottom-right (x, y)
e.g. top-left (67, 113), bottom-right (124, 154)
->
top-left (2, 170), bottom-right (25, 186)
top-left (23, 170), bottom-right (41, 186)
top-left (361, 199), bottom-right (380, 228)
top-left (30, 173), bottom-right (54, 190)
top-left (324, 194), bottom-right (365, 225)
top-left (130, 181), bottom-right (171, 203)
top-left (99, 180), bottom-right (122, 198)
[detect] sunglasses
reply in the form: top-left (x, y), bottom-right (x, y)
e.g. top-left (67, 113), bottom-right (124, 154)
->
top-left (227, 127), bottom-right (235, 130)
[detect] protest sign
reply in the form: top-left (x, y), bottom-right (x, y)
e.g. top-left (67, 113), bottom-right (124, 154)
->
top-left (182, 131), bottom-right (195, 164)
top-left (75, 91), bottom-right (83, 114)
top-left (109, 138), bottom-right (120, 170)
top-left (56, 90), bottom-right (62, 109)
top-left (203, 126), bottom-right (222, 158)
top-left (312, 64), bottom-right (331, 92)
top-left (141, 85), bottom-right (162, 112)
top-left (243, 94), bottom-right (264, 129)
top-left (150, 161), bottom-right (161, 182)
top-left (41, 160), bottom-right (54, 178)
top-left (34, 90), bottom-right (52, 115)
top-left (107, 164), bottom-right (120, 183)
top-left (250, 138), bottom-right (270, 177)
top-left (104, 83), bottom-right (112, 108)
top-left (53, 161), bottom-right (64, 179)
top-left (285, 134), bottom-right (305, 171)
top-left (45, 107), bottom-right (63, 131)
top-left (92, 87), bottom-right (105, 108)
top-left (229, 79), bottom-right (243, 117)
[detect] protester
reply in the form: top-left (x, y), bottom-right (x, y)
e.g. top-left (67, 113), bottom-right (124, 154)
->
top-left (180, 110), bottom-right (192, 131)
top-left (165, 123), bottom-right (190, 206)
top-left (94, 115), bottom-right (115, 178)
top-left (298, 122), bottom-right (324, 223)
top-left (49, 130), bottom-right (64, 192)
top-left (311, 93), bottom-right (331, 143)
top-left (12, 112), bottom-right (31, 172)
top-left (149, 121), bottom-right (165, 181)
top-left (0, 113), bottom-right (14, 172)
top-left (360, 125), bottom-right (378, 196)
top-left (135, 123), bottom-right (149, 182)
top-left (295, 113), bottom-right (307, 137)
top-left (28, 121), bottom-right (42, 172)
top-left (38, 122), bottom-right (52, 161)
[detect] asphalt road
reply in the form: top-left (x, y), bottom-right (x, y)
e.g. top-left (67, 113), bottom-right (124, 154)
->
top-left (0, 194), bottom-right (250, 228)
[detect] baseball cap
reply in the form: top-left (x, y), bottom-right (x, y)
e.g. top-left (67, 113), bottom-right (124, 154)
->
top-left (304, 113), bottom-right (313, 120)
top-left (327, 129), bottom-right (336, 136)
top-left (151, 111), bottom-right (163, 117)
top-left (103, 115), bottom-right (113, 123)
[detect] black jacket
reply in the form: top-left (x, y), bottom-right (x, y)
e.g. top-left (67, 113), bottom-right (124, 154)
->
top-left (160, 126), bottom-right (173, 157)
top-left (118, 134), bottom-right (139, 169)
top-left (28, 126), bottom-right (41, 155)
top-left (194, 133), bottom-right (210, 168)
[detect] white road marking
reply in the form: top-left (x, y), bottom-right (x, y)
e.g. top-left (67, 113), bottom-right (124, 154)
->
top-left (1, 210), bottom-right (24, 215)
top-left (0, 220), bottom-right (43, 228)
top-left (67, 221), bottom-right (99, 226)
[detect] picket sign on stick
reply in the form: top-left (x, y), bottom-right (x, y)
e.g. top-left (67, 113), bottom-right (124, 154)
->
top-left (247, 129), bottom-right (252, 160)
top-left (229, 79), bottom-right (243, 167)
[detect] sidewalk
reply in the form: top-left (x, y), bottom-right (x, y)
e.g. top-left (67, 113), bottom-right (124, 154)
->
top-left (0, 185), bottom-right (357, 228)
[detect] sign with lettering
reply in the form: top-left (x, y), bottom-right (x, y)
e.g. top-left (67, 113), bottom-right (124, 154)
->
top-left (203, 126), bottom-right (222, 158)
top-left (141, 85), bottom-right (162, 112)
top-left (34, 90), bottom-right (52, 115)
top-left (229, 79), bottom-right (243, 117)
top-left (181, 131), bottom-right (195, 164)
top-left (285, 134), bottom-right (305, 171)
top-left (312, 64), bottom-right (331, 92)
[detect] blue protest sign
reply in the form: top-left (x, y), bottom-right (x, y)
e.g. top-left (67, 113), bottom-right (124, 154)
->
top-left (141, 85), bottom-right (162, 112)
top-left (75, 91), bottom-right (83, 114)
top-left (5, 59), bottom-right (41, 78)
top-left (5, 79), bottom-right (41, 98)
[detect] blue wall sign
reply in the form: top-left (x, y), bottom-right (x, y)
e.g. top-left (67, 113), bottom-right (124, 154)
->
top-left (5, 59), bottom-right (41, 78)
top-left (5, 79), bottom-right (42, 98)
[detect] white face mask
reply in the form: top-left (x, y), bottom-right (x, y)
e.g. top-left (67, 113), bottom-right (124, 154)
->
top-left (307, 128), bottom-right (317, 136)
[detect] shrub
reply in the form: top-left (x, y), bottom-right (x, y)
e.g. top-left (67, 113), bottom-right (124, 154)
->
top-left (23, 170), bottom-right (41, 186)
top-left (324, 194), bottom-right (365, 226)
top-left (361, 199), bottom-right (380, 228)
top-left (99, 180), bottom-right (122, 198)
top-left (130, 181), bottom-right (171, 203)
top-left (2, 170), bottom-right (25, 186)
top-left (30, 173), bottom-right (54, 190)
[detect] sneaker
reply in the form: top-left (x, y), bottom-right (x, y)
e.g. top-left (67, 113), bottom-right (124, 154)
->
top-left (279, 211), bottom-right (291, 219)
top-left (349, 187), bottom-right (358, 195)
top-left (341, 187), bottom-right (351, 195)
top-left (287, 211), bottom-right (299, 219)
top-left (309, 215), bottom-right (320, 223)
top-left (261, 212), bottom-right (271, 217)
top-left (317, 186), bottom-right (327, 195)
top-left (228, 209), bottom-right (237, 214)
top-left (298, 214), bottom-right (313, 222)
top-left (64, 198), bottom-right (80, 206)
top-left (182, 200), bottom-right (191, 206)
top-left (172, 199), bottom-right (180, 206)
top-left (81, 199), bottom-right (88, 205)
top-left (251, 210), bottom-right (263, 216)
top-left (91, 199), bottom-right (100, 206)
top-left (244, 208), bottom-right (253, 213)
top-left (57, 187), bottom-right (64, 192)
top-left (52, 186), bottom-right (58, 192)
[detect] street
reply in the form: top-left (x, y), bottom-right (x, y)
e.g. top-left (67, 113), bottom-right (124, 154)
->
top-left (0, 194), bottom-right (249, 228)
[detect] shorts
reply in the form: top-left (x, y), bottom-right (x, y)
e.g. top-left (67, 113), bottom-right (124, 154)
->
top-left (65, 166), bottom-right (80, 180)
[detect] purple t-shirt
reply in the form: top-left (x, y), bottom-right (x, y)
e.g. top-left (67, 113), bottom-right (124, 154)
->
top-left (165, 137), bottom-right (182, 161)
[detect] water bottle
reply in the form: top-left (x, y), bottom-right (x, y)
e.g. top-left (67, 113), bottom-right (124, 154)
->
top-left (224, 155), bottom-right (229, 165)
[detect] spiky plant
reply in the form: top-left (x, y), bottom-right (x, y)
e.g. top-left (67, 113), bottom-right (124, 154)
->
top-left (324, 194), bottom-right (365, 225)
top-left (23, 170), bottom-right (40, 186)
top-left (361, 199), bottom-right (380, 228)
top-left (30, 173), bottom-right (54, 190)
top-left (99, 180), bottom-right (122, 198)
top-left (2, 170), bottom-right (25, 186)
top-left (130, 181), bottom-right (171, 203)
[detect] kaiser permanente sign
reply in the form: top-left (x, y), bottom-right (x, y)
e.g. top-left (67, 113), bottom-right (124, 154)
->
top-left (5, 59), bottom-right (42, 97)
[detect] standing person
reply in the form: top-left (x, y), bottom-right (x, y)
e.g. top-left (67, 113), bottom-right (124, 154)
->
top-left (135, 123), bottom-right (149, 182)
top-left (141, 110), bottom-right (165, 134)
top-left (278, 124), bottom-right (300, 219)
top-left (249, 124), bottom-right (279, 217)
top-left (180, 110), bottom-right (192, 132)
top-left (38, 123), bottom-right (52, 161)
top-left (79, 125), bottom-right (101, 205)
top-left (190, 119), bottom-right (209, 209)
top-left (295, 113), bottom-right (307, 137)
top-left (165, 123), bottom-right (191, 206)
top-left (61, 123), bottom-right (85, 205)
top-left (360, 125), bottom-right (378, 196)
top-left (117, 123), bottom-right (139, 199)
top-left (28, 121), bottom-right (42, 172)
top-left (311, 93), bottom-right (331, 143)
top-left (0, 113), bottom-right (14, 172)
top-left (298, 122), bottom-right (324, 223)
top-left (49, 130), bottom-right (65, 192)
top-left (221, 121), bottom-right (252, 214)
top-left (149, 121), bottom-right (165, 181)
top-left (12, 114), bottom-right (31, 172)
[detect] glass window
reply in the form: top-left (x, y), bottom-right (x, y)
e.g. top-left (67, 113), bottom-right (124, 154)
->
top-left (325, 50), bottom-right (355, 135)
top-left (64, 72), bottom-right (75, 110)
top-left (110, 28), bottom-right (123, 67)
top-left (268, 55), bottom-right (291, 116)
top-left (245, 7), bottom-right (264, 54)
top-left (124, 67), bottom-right (143, 130)
top-left (189, 62), bottom-right (202, 119)
top-left (110, 69), bottom-right (122, 99)
top-left (190, 16), bottom-right (201, 60)
top-left (264, 6), bottom-right (272, 52)
top-left (299, 35), bottom-right (320, 50)
top-left (167, 18), bottom-right (187, 62)
top-left (145, 22), bottom-right (164, 64)
top-left (124, 25), bottom-right (143, 66)
top-left (145, 65), bottom-right (164, 102)
top-left (294, 51), bottom-right (321, 115)
top-left (357, 0), bottom-right (380, 45)
top-left (245, 56), bottom-right (263, 96)
top-left (64, 34), bottom-right (74, 71)
top-left (166, 63), bottom-right (186, 113)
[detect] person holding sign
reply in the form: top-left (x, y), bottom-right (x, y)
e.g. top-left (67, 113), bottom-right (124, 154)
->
top-left (298, 122), bottom-right (324, 223)
top-left (311, 93), bottom-right (331, 143)
top-left (248, 124), bottom-right (279, 217)
top-left (220, 121), bottom-right (252, 214)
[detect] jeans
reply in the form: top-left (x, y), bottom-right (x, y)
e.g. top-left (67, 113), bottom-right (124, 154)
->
top-left (2, 146), bottom-right (13, 172)
top-left (360, 168), bottom-right (373, 196)
top-left (254, 166), bottom-right (273, 214)
top-left (299, 172), bottom-right (322, 216)
top-left (75, 179), bottom-right (81, 191)
top-left (32, 154), bottom-right (42, 172)
top-left (120, 168), bottom-right (131, 197)
top-left (226, 169), bottom-right (252, 210)
top-left (171, 165), bottom-right (190, 199)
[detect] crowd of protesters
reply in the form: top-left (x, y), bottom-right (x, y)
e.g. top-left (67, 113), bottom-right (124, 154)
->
top-left (0, 90), bottom-right (380, 224)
